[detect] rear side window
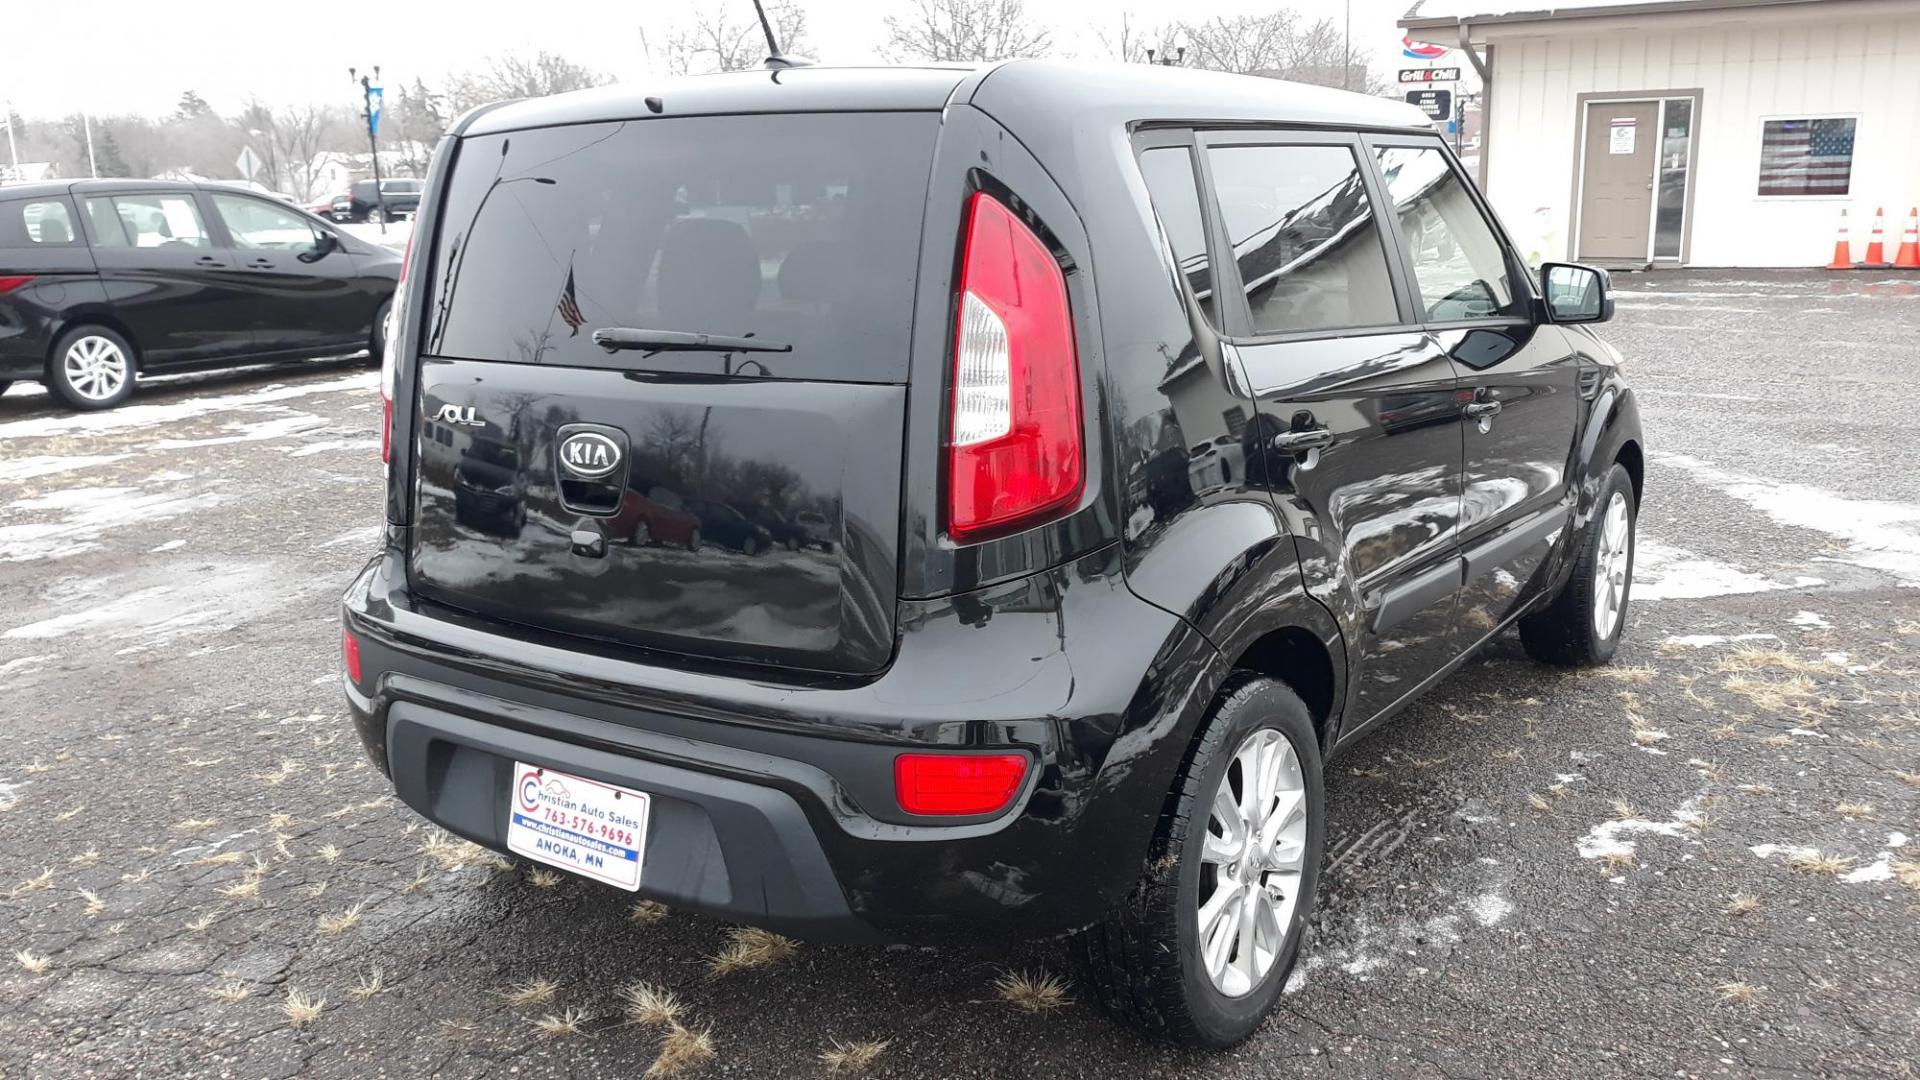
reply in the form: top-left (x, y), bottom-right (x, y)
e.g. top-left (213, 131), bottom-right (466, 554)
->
top-left (424, 113), bottom-right (939, 382)
top-left (1373, 146), bottom-right (1521, 321)
top-left (85, 194), bottom-right (211, 249)
top-left (1137, 147), bottom-right (1217, 327)
top-left (0, 198), bottom-right (80, 247)
top-left (1206, 144), bottom-right (1399, 336)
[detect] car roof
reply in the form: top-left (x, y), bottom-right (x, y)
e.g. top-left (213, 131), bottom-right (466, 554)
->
top-left (0, 178), bottom-right (290, 200)
top-left (456, 60), bottom-right (1430, 137)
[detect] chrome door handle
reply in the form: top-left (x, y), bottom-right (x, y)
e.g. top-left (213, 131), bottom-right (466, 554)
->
top-left (1271, 428), bottom-right (1334, 454)
top-left (1463, 401), bottom-right (1502, 419)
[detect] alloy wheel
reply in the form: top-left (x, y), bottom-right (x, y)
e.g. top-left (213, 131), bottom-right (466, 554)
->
top-left (1196, 727), bottom-right (1309, 998)
top-left (1591, 491), bottom-right (1632, 640)
top-left (63, 336), bottom-right (129, 402)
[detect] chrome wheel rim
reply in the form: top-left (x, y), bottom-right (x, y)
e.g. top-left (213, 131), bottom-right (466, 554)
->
top-left (1592, 491), bottom-right (1632, 640)
top-left (1197, 728), bottom-right (1308, 998)
top-left (63, 336), bottom-right (129, 401)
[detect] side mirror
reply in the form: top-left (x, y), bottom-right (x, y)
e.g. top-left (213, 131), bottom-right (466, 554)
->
top-left (300, 230), bottom-right (339, 264)
top-left (1540, 262), bottom-right (1613, 323)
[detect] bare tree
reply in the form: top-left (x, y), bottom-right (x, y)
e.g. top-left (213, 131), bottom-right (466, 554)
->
top-left (1178, 9), bottom-right (1380, 92)
top-left (884, 0), bottom-right (1052, 63)
top-left (668, 1), bottom-right (812, 74)
top-left (443, 51), bottom-right (612, 115)
top-left (1096, 13), bottom-right (1180, 65)
top-left (269, 105), bottom-right (338, 200)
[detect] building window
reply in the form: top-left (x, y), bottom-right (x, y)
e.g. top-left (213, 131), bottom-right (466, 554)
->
top-left (1222, 406), bottom-right (1248, 436)
top-left (1757, 118), bottom-right (1856, 197)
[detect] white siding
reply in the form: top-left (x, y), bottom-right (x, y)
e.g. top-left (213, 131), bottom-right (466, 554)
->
top-left (1480, 4), bottom-right (1920, 266)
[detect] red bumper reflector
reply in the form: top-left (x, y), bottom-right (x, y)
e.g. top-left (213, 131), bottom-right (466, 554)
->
top-left (341, 627), bottom-right (362, 685)
top-left (893, 753), bottom-right (1028, 816)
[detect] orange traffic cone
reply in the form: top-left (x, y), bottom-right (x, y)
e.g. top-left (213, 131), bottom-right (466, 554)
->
top-left (1858, 207), bottom-right (1891, 268)
top-left (1894, 207), bottom-right (1920, 269)
top-left (1827, 209), bottom-right (1853, 269)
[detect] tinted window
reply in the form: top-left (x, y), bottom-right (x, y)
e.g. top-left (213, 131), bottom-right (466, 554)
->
top-left (85, 194), bottom-right (211, 249)
top-left (1137, 147), bottom-right (1216, 326)
top-left (210, 193), bottom-right (321, 251)
top-left (1373, 146), bottom-right (1521, 321)
top-left (424, 113), bottom-right (938, 381)
top-left (1206, 144), bottom-right (1398, 335)
top-left (0, 198), bottom-right (80, 246)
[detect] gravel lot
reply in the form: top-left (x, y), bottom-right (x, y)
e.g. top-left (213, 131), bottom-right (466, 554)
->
top-left (1, 270), bottom-right (1916, 1079)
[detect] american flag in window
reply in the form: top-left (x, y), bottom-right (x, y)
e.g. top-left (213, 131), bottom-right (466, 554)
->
top-left (1758, 118), bottom-right (1856, 196)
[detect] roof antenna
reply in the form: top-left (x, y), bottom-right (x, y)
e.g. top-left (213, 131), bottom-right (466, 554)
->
top-left (752, 0), bottom-right (812, 69)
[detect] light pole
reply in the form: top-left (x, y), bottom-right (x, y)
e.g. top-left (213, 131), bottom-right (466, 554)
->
top-left (1343, 0), bottom-right (1352, 90)
top-left (349, 65), bottom-right (387, 233)
top-left (3, 100), bottom-right (17, 170)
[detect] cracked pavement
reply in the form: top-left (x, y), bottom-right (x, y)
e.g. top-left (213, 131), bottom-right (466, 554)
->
top-left (1, 270), bottom-right (1916, 1078)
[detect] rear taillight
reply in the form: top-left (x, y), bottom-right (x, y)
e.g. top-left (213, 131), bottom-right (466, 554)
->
top-left (380, 233), bottom-right (412, 463)
top-left (0, 275), bottom-right (34, 294)
top-left (341, 626), bottom-right (362, 685)
top-left (946, 192), bottom-right (1083, 542)
top-left (893, 753), bottom-right (1028, 817)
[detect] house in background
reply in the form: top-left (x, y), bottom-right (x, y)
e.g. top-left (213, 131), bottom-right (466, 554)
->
top-left (1402, 0), bottom-right (1920, 268)
top-left (0, 162), bottom-right (57, 185)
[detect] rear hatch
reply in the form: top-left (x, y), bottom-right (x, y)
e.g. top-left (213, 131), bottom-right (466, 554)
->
top-left (406, 112), bottom-right (939, 675)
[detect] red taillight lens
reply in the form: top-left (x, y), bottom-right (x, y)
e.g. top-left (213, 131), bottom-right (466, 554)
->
top-left (341, 626), bottom-right (362, 685)
top-left (893, 752), bottom-right (1028, 817)
top-left (946, 192), bottom-right (1082, 542)
top-left (0, 275), bottom-right (34, 294)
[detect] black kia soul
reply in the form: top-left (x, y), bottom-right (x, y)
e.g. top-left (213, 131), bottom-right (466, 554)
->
top-left (342, 60), bottom-right (1644, 1046)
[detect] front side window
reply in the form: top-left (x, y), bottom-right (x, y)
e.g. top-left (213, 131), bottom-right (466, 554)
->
top-left (1374, 146), bottom-right (1521, 321)
top-left (1758, 117), bottom-right (1856, 197)
top-left (210, 193), bottom-right (320, 251)
top-left (1137, 146), bottom-right (1216, 326)
top-left (86, 194), bottom-right (211, 249)
top-left (0, 198), bottom-right (79, 246)
top-left (1205, 144), bottom-right (1399, 336)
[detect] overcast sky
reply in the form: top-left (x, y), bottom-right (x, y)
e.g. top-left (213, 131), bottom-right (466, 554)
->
top-left (2, 0), bottom-right (1431, 118)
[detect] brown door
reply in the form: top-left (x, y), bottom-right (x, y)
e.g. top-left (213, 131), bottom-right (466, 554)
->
top-left (1577, 101), bottom-right (1658, 262)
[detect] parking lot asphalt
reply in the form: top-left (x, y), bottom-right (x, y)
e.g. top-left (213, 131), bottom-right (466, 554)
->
top-left (1, 270), bottom-right (1916, 1079)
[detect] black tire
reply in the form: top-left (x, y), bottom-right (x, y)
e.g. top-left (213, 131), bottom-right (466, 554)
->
top-left (370, 298), bottom-right (393, 361)
top-left (1520, 463), bottom-right (1637, 666)
top-left (1076, 676), bottom-right (1326, 1048)
top-left (367, 205), bottom-right (386, 225)
top-left (48, 325), bottom-right (137, 411)
top-left (632, 518), bottom-right (653, 547)
top-left (742, 535), bottom-right (760, 556)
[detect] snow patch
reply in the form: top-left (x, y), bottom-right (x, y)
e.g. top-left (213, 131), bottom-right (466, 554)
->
top-left (1, 485), bottom-right (221, 563)
top-left (1578, 795), bottom-right (1706, 859)
top-left (0, 454), bottom-right (132, 483)
top-left (149, 539), bottom-right (186, 553)
top-left (1790, 611), bottom-right (1832, 628)
top-left (1633, 538), bottom-right (1819, 600)
top-left (0, 372), bottom-right (376, 440)
top-left (1465, 893), bottom-right (1513, 927)
top-left (1662, 633), bottom-right (1779, 648)
top-left (147, 412), bottom-right (330, 450)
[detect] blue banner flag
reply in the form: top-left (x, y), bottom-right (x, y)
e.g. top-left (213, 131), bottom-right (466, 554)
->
top-left (368, 86), bottom-right (383, 137)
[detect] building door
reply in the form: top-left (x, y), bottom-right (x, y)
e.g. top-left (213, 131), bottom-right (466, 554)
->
top-left (1577, 101), bottom-right (1659, 262)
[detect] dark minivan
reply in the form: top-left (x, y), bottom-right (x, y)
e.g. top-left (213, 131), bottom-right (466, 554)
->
top-left (342, 61), bottom-right (1643, 1046)
top-left (0, 179), bottom-right (399, 409)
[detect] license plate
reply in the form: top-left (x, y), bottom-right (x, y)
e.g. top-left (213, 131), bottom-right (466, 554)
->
top-left (505, 762), bottom-right (649, 891)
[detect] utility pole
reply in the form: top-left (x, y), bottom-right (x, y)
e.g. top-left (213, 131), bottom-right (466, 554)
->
top-left (350, 65), bottom-right (388, 234)
top-left (1343, 0), bottom-right (1352, 90)
top-left (83, 113), bottom-right (97, 178)
top-left (3, 100), bottom-right (17, 169)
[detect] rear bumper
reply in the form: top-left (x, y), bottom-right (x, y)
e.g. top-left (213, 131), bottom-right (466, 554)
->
top-left (341, 536), bottom-right (1219, 943)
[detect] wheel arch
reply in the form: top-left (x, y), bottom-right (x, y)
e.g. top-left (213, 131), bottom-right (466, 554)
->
top-left (45, 311), bottom-right (144, 378)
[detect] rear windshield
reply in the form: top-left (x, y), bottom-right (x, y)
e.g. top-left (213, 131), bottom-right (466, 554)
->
top-left (422, 112), bottom-right (939, 383)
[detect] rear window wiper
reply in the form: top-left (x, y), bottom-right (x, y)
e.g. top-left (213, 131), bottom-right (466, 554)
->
top-left (592, 327), bottom-right (792, 355)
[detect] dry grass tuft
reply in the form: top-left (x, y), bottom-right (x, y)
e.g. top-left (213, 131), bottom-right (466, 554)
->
top-left (1787, 849), bottom-right (1854, 876)
top-left (256, 760), bottom-right (303, 786)
top-left (820, 1037), bottom-right (890, 1075)
top-left (1714, 647), bottom-right (1825, 676)
top-left (267, 812), bottom-right (298, 831)
top-left (282, 989), bottom-right (325, 1027)
top-left (1596, 665), bottom-right (1656, 684)
top-left (68, 849), bottom-right (100, 867)
top-left (8, 868), bottom-right (55, 899)
top-left (315, 844), bottom-right (343, 864)
top-left (1632, 729), bottom-right (1668, 747)
top-left (994, 968), bottom-right (1071, 1012)
top-left (14, 950), bottom-right (51, 974)
top-left (184, 913), bottom-right (218, 932)
top-left (403, 864), bottom-right (432, 894)
top-left (1895, 770), bottom-right (1920, 787)
top-left (1725, 893), bottom-right (1760, 916)
top-left (418, 832), bottom-right (510, 873)
top-left (1526, 792), bottom-right (1552, 813)
top-left (533, 1008), bottom-right (593, 1038)
top-left (1888, 858), bottom-right (1920, 891)
top-left (1762, 734), bottom-right (1794, 749)
top-left (54, 805), bottom-right (84, 822)
top-left (1716, 981), bottom-right (1762, 1005)
top-left (526, 867), bottom-right (565, 889)
top-left (501, 977), bottom-right (561, 1008)
top-left (619, 982), bottom-right (684, 1029)
top-left (1722, 673), bottom-right (1820, 714)
top-left (78, 889), bottom-right (105, 916)
top-left (629, 900), bottom-right (670, 924)
top-left (1688, 758), bottom-right (1727, 781)
top-left (317, 902), bottom-right (365, 935)
top-left (195, 851), bottom-right (246, 867)
top-left (709, 926), bottom-right (800, 976)
top-left (206, 979), bottom-right (252, 1003)
top-left (1738, 783), bottom-right (1777, 796)
top-left (173, 817), bottom-right (219, 833)
top-left (1710, 724), bottom-right (1740, 740)
top-left (351, 967), bottom-right (388, 999)
top-left (1833, 802), bottom-right (1875, 819)
top-left (1599, 850), bottom-right (1636, 874)
top-left (647, 1022), bottom-right (717, 1078)
top-left (1489, 748), bottom-right (1523, 763)
top-left (1612, 800), bottom-right (1641, 820)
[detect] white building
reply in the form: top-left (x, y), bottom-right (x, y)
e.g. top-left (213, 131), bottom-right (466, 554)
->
top-left (1401, 0), bottom-right (1920, 267)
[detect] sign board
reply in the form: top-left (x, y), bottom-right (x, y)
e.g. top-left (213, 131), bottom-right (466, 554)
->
top-left (234, 145), bottom-right (263, 180)
top-left (1400, 67), bottom-right (1461, 84)
top-left (1402, 36), bottom-right (1449, 61)
top-left (1405, 89), bottom-right (1453, 122)
top-left (1609, 117), bottom-right (1637, 155)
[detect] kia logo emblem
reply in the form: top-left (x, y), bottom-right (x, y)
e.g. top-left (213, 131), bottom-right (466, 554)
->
top-left (558, 431), bottom-right (622, 479)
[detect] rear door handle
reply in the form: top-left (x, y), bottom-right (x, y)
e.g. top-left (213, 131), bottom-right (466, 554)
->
top-left (194, 255), bottom-right (227, 267)
top-left (1463, 401), bottom-right (1502, 418)
top-left (245, 258), bottom-right (274, 269)
top-left (1271, 428), bottom-right (1334, 454)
